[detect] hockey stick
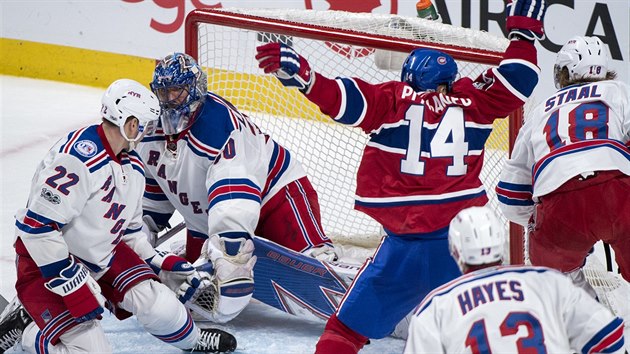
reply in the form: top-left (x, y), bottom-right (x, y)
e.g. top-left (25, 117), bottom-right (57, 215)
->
top-left (154, 221), bottom-right (187, 247)
top-left (0, 294), bottom-right (8, 316)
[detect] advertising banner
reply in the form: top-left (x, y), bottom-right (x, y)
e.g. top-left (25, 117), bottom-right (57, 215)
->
top-left (2, 0), bottom-right (628, 99)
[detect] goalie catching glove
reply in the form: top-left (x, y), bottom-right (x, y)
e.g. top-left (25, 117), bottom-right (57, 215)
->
top-left (44, 257), bottom-right (105, 323)
top-left (505, 0), bottom-right (547, 41)
top-left (256, 42), bottom-right (315, 94)
top-left (191, 234), bottom-right (257, 323)
top-left (302, 244), bottom-right (339, 262)
top-left (147, 250), bottom-right (212, 304)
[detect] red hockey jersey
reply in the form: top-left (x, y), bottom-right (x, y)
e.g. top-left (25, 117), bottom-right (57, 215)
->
top-left (305, 40), bottom-right (539, 234)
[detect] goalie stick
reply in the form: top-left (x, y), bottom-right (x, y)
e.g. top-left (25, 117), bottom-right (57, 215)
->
top-left (154, 221), bottom-right (187, 247)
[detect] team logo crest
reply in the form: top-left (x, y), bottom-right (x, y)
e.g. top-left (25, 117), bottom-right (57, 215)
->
top-left (41, 309), bottom-right (52, 323)
top-left (437, 56), bottom-right (448, 64)
top-left (74, 140), bottom-right (98, 158)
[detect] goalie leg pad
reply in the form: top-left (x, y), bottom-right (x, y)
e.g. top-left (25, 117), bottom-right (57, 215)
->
top-left (251, 236), bottom-right (357, 320)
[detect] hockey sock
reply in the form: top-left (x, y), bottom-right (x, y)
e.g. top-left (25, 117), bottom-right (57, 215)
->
top-left (315, 314), bottom-right (368, 354)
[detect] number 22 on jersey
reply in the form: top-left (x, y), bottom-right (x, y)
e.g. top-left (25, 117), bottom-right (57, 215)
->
top-left (401, 105), bottom-right (469, 176)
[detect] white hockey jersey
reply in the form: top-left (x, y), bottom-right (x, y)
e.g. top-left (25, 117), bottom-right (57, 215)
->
top-left (404, 265), bottom-right (626, 354)
top-left (15, 125), bottom-right (155, 278)
top-left (497, 81), bottom-right (630, 226)
top-left (137, 92), bottom-right (306, 240)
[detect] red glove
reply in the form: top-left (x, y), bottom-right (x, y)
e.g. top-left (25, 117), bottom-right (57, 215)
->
top-left (505, 0), bottom-right (547, 41)
top-left (255, 42), bottom-right (315, 94)
top-left (44, 258), bottom-right (104, 322)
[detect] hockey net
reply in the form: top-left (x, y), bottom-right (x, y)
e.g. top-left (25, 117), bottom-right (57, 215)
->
top-left (185, 9), bottom-right (629, 323)
top-left (185, 7), bottom-right (520, 255)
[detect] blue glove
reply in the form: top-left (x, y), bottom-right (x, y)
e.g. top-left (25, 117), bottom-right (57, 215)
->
top-left (256, 42), bottom-right (315, 94)
top-left (45, 257), bottom-right (105, 323)
top-left (505, 0), bottom-right (547, 41)
top-left (148, 250), bottom-right (212, 304)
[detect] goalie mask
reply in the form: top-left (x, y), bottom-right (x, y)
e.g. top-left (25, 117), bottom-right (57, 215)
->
top-left (401, 48), bottom-right (457, 92)
top-left (151, 52), bottom-right (208, 135)
top-left (101, 79), bottom-right (160, 151)
top-left (448, 206), bottom-right (505, 273)
top-left (554, 36), bottom-right (609, 89)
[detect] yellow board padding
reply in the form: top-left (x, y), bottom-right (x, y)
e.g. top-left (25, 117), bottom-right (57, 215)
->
top-left (208, 69), bottom-right (509, 151)
top-left (207, 70), bottom-right (327, 122)
top-left (0, 38), bottom-right (508, 151)
top-left (0, 38), bottom-right (156, 88)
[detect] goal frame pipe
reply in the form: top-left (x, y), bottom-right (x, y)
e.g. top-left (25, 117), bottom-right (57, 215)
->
top-left (184, 8), bottom-right (525, 264)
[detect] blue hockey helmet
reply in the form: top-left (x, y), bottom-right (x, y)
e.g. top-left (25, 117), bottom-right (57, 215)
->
top-left (401, 48), bottom-right (457, 92)
top-left (150, 52), bottom-right (208, 135)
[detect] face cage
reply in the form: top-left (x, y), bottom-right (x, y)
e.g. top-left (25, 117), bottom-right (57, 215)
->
top-left (152, 78), bottom-right (202, 135)
top-left (154, 85), bottom-right (190, 109)
top-left (160, 104), bottom-right (197, 135)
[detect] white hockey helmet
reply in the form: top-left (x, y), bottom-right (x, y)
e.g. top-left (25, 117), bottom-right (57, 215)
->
top-left (554, 36), bottom-right (609, 89)
top-left (101, 79), bottom-right (160, 150)
top-left (448, 206), bottom-right (505, 273)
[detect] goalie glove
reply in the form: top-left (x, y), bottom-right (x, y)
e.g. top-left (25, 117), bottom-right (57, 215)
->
top-left (191, 234), bottom-right (257, 323)
top-left (147, 250), bottom-right (212, 304)
top-left (44, 257), bottom-right (105, 323)
top-left (505, 0), bottom-right (547, 41)
top-left (255, 42), bottom-right (315, 94)
top-left (302, 244), bottom-right (339, 262)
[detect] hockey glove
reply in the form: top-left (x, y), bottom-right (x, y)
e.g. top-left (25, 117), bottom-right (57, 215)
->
top-left (255, 42), bottom-right (315, 94)
top-left (44, 257), bottom-right (105, 323)
top-left (505, 0), bottom-right (547, 41)
top-left (148, 250), bottom-right (212, 304)
top-left (302, 244), bottom-right (339, 262)
top-left (192, 235), bottom-right (257, 323)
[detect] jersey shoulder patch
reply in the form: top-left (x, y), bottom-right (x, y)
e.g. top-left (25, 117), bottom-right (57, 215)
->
top-left (58, 125), bottom-right (110, 173)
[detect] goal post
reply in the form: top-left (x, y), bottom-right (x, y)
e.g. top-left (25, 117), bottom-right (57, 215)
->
top-left (184, 7), bottom-right (525, 263)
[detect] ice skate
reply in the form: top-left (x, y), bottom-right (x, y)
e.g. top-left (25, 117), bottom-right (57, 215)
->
top-left (189, 328), bottom-right (237, 353)
top-left (0, 297), bottom-right (32, 354)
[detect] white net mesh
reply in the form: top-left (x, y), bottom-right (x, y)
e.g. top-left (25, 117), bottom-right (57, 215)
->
top-left (189, 9), bottom-right (629, 331)
top-left (190, 8), bottom-right (514, 249)
top-left (583, 256), bottom-right (630, 320)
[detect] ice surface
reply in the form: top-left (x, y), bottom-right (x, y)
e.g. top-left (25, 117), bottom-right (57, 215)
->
top-left (0, 75), bottom-right (405, 353)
